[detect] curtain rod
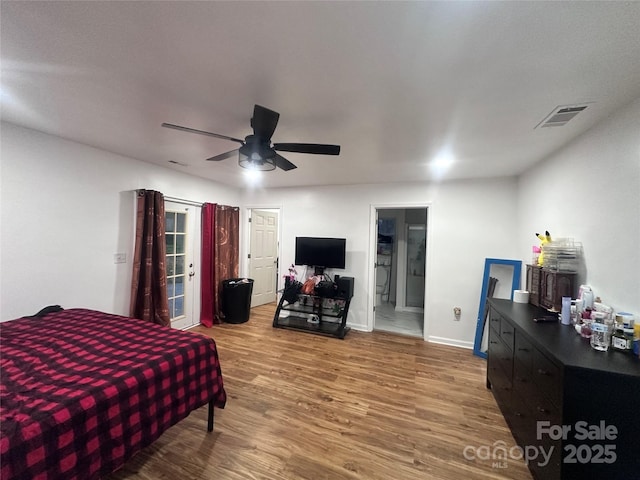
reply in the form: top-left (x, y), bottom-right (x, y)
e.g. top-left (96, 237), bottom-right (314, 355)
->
top-left (141, 192), bottom-right (236, 209)
top-left (164, 195), bottom-right (203, 207)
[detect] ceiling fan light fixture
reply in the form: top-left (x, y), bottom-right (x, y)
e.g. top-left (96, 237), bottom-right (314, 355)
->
top-left (238, 151), bottom-right (276, 171)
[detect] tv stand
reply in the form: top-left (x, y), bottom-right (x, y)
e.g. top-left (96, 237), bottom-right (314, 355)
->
top-left (273, 283), bottom-right (353, 339)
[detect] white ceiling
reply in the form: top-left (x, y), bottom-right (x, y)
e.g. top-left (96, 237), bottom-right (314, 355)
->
top-left (2, 1), bottom-right (640, 189)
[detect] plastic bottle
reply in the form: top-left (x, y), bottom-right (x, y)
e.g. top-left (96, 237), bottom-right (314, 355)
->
top-left (590, 312), bottom-right (611, 352)
top-left (579, 286), bottom-right (594, 309)
top-left (561, 297), bottom-right (572, 325)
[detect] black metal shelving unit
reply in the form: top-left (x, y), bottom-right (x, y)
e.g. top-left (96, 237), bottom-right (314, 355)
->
top-left (273, 292), bottom-right (352, 339)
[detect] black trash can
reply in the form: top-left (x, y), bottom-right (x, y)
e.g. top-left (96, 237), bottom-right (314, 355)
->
top-left (221, 278), bottom-right (254, 324)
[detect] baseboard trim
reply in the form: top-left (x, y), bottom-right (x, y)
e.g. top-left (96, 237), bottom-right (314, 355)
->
top-left (428, 336), bottom-right (474, 350)
top-left (347, 322), bottom-right (371, 332)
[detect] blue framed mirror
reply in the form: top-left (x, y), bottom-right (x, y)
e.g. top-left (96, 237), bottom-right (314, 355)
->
top-left (473, 258), bottom-right (522, 359)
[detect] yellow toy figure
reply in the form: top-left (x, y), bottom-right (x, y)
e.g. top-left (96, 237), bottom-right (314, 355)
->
top-left (535, 231), bottom-right (552, 266)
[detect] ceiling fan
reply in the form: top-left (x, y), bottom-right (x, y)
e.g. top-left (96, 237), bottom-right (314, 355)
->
top-left (162, 104), bottom-right (340, 171)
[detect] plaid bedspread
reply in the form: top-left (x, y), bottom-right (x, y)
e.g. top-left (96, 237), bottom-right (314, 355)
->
top-left (0, 308), bottom-right (226, 480)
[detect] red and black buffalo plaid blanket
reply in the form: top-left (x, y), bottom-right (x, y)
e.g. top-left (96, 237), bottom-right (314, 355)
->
top-left (0, 308), bottom-right (226, 480)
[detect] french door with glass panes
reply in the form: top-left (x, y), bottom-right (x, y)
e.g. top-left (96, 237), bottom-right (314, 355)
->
top-left (165, 201), bottom-right (201, 329)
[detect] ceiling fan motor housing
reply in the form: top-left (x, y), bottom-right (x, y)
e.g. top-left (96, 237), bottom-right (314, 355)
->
top-left (240, 135), bottom-right (276, 160)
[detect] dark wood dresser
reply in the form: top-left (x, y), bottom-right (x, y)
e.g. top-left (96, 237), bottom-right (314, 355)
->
top-left (487, 298), bottom-right (640, 480)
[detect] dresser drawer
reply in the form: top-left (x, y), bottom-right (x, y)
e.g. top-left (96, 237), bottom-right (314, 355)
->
top-left (513, 359), bottom-right (536, 401)
top-left (507, 382), bottom-right (562, 480)
top-left (489, 335), bottom-right (513, 379)
top-left (499, 318), bottom-right (515, 350)
top-left (514, 332), bottom-right (534, 373)
top-left (509, 388), bottom-right (537, 446)
top-left (528, 386), bottom-right (562, 426)
top-left (488, 345), bottom-right (512, 412)
top-left (489, 309), bottom-right (502, 336)
top-left (533, 349), bottom-right (563, 408)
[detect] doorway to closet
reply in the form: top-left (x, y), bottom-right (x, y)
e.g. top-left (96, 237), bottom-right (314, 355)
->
top-left (372, 206), bottom-right (428, 338)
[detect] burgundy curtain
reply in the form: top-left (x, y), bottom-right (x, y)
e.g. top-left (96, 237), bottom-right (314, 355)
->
top-left (201, 204), bottom-right (217, 327)
top-left (200, 203), bottom-right (240, 327)
top-left (129, 190), bottom-right (170, 327)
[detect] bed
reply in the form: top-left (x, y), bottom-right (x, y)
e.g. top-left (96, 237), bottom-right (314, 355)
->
top-left (0, 308), bottom-right (226, 480)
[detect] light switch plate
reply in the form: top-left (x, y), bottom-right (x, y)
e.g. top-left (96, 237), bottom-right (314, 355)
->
top-left (114, 253), bottom-right (126, 264)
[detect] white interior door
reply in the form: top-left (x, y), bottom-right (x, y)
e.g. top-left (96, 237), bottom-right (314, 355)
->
top-left (165, 201), bottom-right (201, 330)
top-left (249, 209), bottom-right (278, 307)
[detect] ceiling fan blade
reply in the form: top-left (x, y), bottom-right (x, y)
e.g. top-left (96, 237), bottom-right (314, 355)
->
top-left (206, 149), bottom-right (239, 162)
top-left (273, 154), bottom-right (297, 171)
top-left (251, 105), bottom-right (280, 140)
top-left (273, 143), bottom-right (340, 155)
top-left (162, 123), bottom-right (244, 145)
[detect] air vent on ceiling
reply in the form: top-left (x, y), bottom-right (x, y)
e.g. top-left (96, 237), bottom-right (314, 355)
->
top-left (535, 104), bottom-right (589, 129)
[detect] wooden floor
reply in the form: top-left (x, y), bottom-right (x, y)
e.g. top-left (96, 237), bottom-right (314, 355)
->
top-left (107, 303), bottom-right (532, 480)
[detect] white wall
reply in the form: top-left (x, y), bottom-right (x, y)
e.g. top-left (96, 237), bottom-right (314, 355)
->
top-left (11, 103), bottom-right (633, 346)
top-left (0, 123), bottom-right (240, 321)
top-left (518, 98), bottom-right (640, 315)
top-left (242, 177), bottom-right (519, 348)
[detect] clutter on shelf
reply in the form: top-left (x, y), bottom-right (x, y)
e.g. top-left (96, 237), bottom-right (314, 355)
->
top-left (569, 285), bottom-right (637, 356)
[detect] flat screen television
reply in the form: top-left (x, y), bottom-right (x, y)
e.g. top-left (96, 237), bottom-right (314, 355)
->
top-left (295, 237), bottom-right (346, 270)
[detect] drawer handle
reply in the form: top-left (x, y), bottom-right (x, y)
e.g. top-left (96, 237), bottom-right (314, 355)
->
top-left (537, 369), bottom-right (549, 376)
top-left (518, 348), bottom-right (529, 352)
top-left (514, 412), bottom-right (523, 417)
top-left (502, 331), bottom-right (513, 335)
top-left (537, 407), bottom-right (549, 414)
top-left (489, 341), bottom-right (498, 344)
